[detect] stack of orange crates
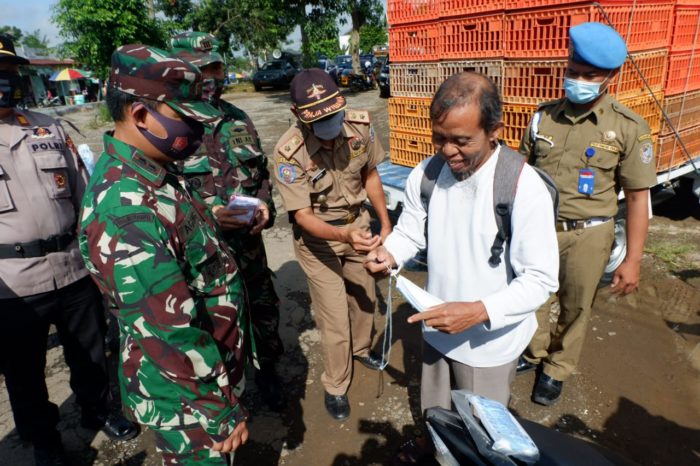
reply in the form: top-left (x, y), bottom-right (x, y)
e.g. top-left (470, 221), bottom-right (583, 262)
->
top-left (657, 0), bottom-right (700, 171)
top-left (387, 0), bottom-right (698, 174)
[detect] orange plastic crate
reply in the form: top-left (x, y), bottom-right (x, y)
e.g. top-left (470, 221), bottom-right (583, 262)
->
top-left (441, 13), bottom-right (505, 59)
top-left (390, 131), bottom-right (434, 167)
top-left (676, 0), bottom-right (700, 5)
top-left (390, 23), bottom-right (441, 62)
top-left (665, 52), bottom-right (700, 95)
top-left (608, 49), bottom-right (668, 99)
top-left (388, 0), bottom-right (440, 26)
top-left (619, 92), bottom-right (664, 135)
top-left (440, 60), bottom-right (504, 93)
top-left (439, 0), bottom-right (505, 18)
top-left (670, 6), bottom-right (700, 53)
top-left (661, 90), bottom-right (700, 133)
top-left (390, 62), bottom-right (442, 97)
top-left (502, 59), bottom-right (566, 105)
top-left (388, 97), bottom-right (433, 136)
top-left (656, 126), bottom-right (700, 172)
top-left (504, 3), bottom-right (673, 58)
top-left (502, 104), bottom-right (537, 149)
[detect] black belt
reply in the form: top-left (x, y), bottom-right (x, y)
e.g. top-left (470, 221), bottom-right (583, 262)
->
top-left (0, 232), bottom-right (76, 259)
top-left (325, 208), bottom-right (362, 226)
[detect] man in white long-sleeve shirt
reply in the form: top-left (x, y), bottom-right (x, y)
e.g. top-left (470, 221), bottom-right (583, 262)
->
top-left (366, 72), bottom-right (559, 411)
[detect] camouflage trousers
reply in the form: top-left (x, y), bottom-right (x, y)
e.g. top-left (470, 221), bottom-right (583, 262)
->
top-left (153, 425), bottom-right (234, 466)
top-left (227, 231), bottom-right (283, 365)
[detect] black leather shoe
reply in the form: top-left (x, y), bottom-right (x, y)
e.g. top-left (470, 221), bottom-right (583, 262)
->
top-left (532, 373), bottom-right (563, 406)
top-left (33, 443), bottom-right (68, 466)
top-left (353, 351), bottom-right (384, 371)
top-left (255, 364), bottom-right (287, 411)
top-left (516, 356), bottom-right (538, 375)
top-left (81, 412), bottom-right (139, 441)
top-left (324, 392), bottom-right (350, 420)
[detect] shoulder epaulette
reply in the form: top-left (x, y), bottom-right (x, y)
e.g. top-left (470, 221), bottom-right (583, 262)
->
top-left (610, 99), bottom-right (645, 124)
top-left (345, 109), bottom-right (370, 124)
top-left (537, 98), bottom-right (562, 109)
top-left (278, 133), bottom-right (304, 159)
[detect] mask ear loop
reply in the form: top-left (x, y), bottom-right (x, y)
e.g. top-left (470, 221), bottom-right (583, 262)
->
top-left (132, 102), bottom-right (168, 140)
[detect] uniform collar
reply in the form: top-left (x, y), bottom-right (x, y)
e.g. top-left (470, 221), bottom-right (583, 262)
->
top-left (102, 132), bottom-right (167, 187)
top-left (557, 93), bottom-right (612, 124)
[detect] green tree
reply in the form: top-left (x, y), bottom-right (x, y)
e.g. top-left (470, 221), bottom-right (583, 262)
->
top-left (328, 0), bottom-right (384, 72)
top-left (52, 0), bottom-right (167, 79)
top-left (303, 10), bottom-right (341, 66)
top-left (359, 22), bottom-right (387, 55)
top-left (22, 29), bottom-right (50, 53)
top-left (0, 26), bottom-right (23, 42)
top-left (184, 0), bottom-right (296, 67)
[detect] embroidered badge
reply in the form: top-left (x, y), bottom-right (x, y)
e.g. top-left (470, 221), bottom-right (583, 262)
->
top-left (640, 142), bottom-right (653, 164)
top-left (277, 164), bottom-right (297, 184)
top-left (603, 130), bottom-right (616, 142)
top-left (32, 127), bottom-right (52, 139)
top-left (54, 172), bottom-right (66, 189)
top-left (348, 137), bottom-right (364, 159)
top-left (306, 83), bottom-right (326, 100)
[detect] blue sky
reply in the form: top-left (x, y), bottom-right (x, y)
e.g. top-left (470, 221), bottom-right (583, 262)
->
top-left (1, 0), bottom-right (389, 48)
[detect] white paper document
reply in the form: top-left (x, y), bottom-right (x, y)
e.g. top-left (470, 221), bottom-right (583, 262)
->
top-left (395, 275), bottom-right (444, 313)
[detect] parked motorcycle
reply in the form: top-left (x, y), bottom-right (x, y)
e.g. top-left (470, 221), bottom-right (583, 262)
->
top-left (348, 60), bottom-right (376, 93)
top-left (425, 390), bottom-right (637, 466)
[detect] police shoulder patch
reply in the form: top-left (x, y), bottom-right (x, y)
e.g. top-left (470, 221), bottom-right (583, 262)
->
top-left (638, 133), bottom-right (653, 142)
top-left (345, 110), bottom-right (370, 124)
top-left (277, 163), bottom-right (297, 184)
top-left (640, 142), bottom-right (653, 164)
top-left (279, 134), bottom-right (304, 159)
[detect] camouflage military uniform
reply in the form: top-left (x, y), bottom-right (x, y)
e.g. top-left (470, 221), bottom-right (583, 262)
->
top-left (79, 45), bottom-right (251, 465)
top-left (171, 34), bottom-right (283, 366)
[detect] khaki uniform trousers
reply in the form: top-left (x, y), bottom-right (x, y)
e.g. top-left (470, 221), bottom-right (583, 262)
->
top-left (293, 211), bottom-right (376, 395)
top-left (526, 220), bottom-right (615, 381)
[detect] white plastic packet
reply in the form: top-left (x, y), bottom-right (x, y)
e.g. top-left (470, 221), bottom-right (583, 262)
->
top-left (77, 144), bottom-right (96, 176)
top-left (395, 275), bottom-right (443, 313)
top-left (226, 194), bottom-right (261, 224)
top-left (468, 394), bottom-right (540, 463)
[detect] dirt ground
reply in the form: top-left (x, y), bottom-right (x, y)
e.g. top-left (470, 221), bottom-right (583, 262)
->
top-left (0, 89), bottom-right (698, 466)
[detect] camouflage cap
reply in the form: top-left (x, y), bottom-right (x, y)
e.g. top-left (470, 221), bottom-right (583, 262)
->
top-left (170, 32), bottom-right (223, 68)
top-left (109, 44), bottom-right (219, 123)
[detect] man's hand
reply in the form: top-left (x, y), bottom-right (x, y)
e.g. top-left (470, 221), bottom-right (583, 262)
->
top-left (211, 421), bottom-right (248, 453)
top-left (249, 203), bottom-right (270, 235)
top-left (344, 228), bottom-right (381, 252)
top-left (407, 301), bottom-right (489, 334)
top-left (365, 246), bottom-right (397, 274)
top-left (611, 258), bottom-right (641, 295)
top-left (212, 205), bottom-right (249, 231)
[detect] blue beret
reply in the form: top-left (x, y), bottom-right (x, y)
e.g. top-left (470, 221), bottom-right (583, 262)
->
top-left (569, 22), bottom-right (627, 70)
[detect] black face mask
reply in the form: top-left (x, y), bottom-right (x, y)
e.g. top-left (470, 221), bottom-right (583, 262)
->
top-left (0, 70), bottom-right (22, 108)
top-left (132, 103), bottom-right (205, 160)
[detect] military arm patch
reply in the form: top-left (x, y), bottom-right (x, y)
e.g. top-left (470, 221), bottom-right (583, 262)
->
top-left (345, 110), bottom-right (370, 124)
top-left (640, 142), bottom-right (653, 164)
top-left (279, 134), bottom-right (304, 159)
top-left (638, 133), bottom-right (653, 142)
top-left (277, 164), bottom-right (297, 184)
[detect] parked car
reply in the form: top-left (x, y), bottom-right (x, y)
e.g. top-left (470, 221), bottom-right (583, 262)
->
top-left (317, 57), bottom-right (337, 76)
top-left (332, 55), bottom-right (353, 86)
top-left (252, 60), bottom-right (299, 91)
top-left (378, 63), bottom-right (390, 98)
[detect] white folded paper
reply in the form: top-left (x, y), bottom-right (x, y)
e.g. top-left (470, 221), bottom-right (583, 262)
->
top-left (395, 275), bottom-right (444, 313)
top-left (226, 194), bottom-right (261, 224)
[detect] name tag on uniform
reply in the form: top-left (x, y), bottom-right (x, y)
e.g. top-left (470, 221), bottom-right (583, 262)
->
top-left (578, 169), bottom-right (595, 195)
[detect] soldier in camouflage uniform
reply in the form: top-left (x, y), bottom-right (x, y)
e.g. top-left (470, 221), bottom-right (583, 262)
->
top-left (170, 32), bottom-right (285, 410)
top-left (79, 44), bottom-right (252, 465)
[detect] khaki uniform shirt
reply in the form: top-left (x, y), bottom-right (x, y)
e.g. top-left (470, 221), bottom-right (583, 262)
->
top-left (519, 95), bottom-right (657, 220)
top-left (273, 110), bottom-right (384, 222)
top-left (0, 109), bottom-right (88, 298)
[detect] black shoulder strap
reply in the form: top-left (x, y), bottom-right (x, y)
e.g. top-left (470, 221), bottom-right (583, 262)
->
top-left (420, 155), bottom-right (446, 213)
top-left (490, 146), bottom-right (527, 267)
